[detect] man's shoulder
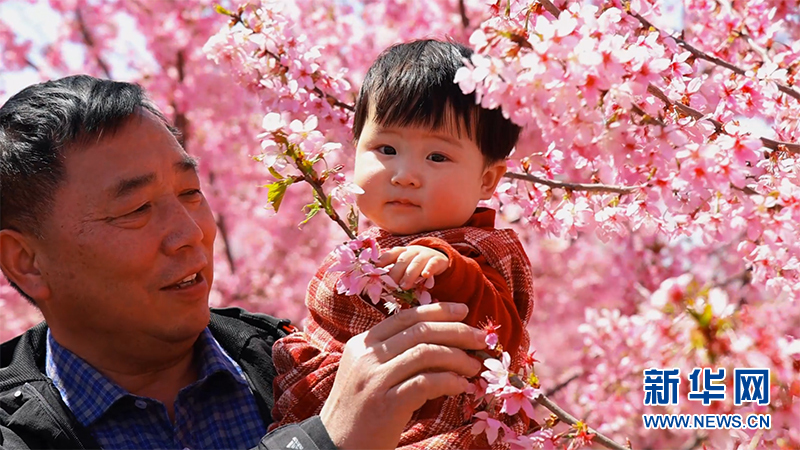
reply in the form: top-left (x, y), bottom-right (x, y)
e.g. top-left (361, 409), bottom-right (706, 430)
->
top-left (209, 307), bottom-right (295, 337)
top-left (208, 307), bottom-right (296, 357)
top-left (0, 322), bottom-right (48, 391)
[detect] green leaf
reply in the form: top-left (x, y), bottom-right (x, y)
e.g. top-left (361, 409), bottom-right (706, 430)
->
top-left (266, 180), bottom-right (289, 212)
top-left (214, 4), bottom-right (234, 16)
top-left (299, 201), bottom-right (321, 227)
top-left (698, 303), bottom-right (714, 328)
top-left (323, 192), bottom-right (334, 215)
top-left (268, 166), bottom-right (284, 180)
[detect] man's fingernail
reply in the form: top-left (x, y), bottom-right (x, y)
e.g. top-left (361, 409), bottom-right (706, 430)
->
top-left (449, 303), bottom-right (468, 314)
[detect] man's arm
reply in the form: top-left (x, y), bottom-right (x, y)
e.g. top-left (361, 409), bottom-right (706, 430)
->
top-left (254, 303), bottom-right (486, 450)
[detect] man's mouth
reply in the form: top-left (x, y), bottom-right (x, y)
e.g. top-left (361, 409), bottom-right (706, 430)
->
top-left (163, 272), bottom-right (203, 290)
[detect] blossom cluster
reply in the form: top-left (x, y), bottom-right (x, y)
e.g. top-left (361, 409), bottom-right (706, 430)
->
top-left (330, 235), bottom-right (434, 313)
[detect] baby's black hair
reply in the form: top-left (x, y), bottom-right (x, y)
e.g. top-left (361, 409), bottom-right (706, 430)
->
top-left (352, 39), bottom-right (521, 164)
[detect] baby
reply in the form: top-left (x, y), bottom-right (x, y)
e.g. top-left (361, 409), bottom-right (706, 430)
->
top-left (272, 39), bottom-right (535, 449)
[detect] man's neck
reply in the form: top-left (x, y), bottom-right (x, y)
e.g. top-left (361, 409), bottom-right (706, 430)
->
top-left (50, 328), bottom-right (200, 421)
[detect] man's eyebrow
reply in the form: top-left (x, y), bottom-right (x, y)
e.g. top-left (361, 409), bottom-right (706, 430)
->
top-left (175, 155), bottom-right (199, 173)
top-left (109, 173), bottom-right (156, 200)
top-left (109, 156), bottom-right (198, 200)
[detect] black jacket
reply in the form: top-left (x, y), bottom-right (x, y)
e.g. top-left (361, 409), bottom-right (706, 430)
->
top-left (0, 307), bottom-right (336, 450)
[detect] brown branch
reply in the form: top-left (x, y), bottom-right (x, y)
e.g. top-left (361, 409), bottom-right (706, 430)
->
top-left (628, 11), bottom-right (800, 103)
top-left (538, 0), bottom-right (800, 156)
top-left (504, 171), bottom-right (643, 195)
top-left (216, 213), bottom-right (237, 273)
top-left (501, 366), bottom-right (627, 450)
top-left (172, 50), bottom-right (189, 148)
top-left (730, 183), bottom-right (758, 196)
top-left (714, 0), bottom-right (772, 63)
top-left (260, 47), bottom-right (354, 112)
top-left (717, 268), bottom-right (751, 288)
top-left (169, 48), bottom-right (236, 273)
top-left (545, 371), bottom-right (583, 397)
top-left (536, 395), bottom-right (629, 450)
top-left (205, 163), bottom-right (239, 275)
top-left (538, 0), bottom-right (561, 16)
top-left (458, 0), bottom-right (470, 29)
top-left (306, 176), bottom-right (356, 240)
top-left (283, 149), bottom-right (356, 240)
top-left (75, 8), bottom-right (111, 78)
top-left (645, 83), bottom-right (800, 153)
top-left (25, 57), bottom-right (40, 71)
top-left (630, 103), bottom-right (667, 127)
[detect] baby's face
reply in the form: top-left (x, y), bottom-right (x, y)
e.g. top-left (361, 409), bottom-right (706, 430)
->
top-left (354, 114), bottom-right (504, 235)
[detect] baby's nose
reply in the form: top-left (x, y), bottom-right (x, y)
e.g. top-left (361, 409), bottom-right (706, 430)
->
top-left (390, 167), bottom-right (421, 187)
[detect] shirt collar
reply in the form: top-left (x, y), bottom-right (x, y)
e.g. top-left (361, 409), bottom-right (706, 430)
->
top-left (463, 207), bottom-right (496, 229)
top-left (45, 327), bottom-right (247, 427)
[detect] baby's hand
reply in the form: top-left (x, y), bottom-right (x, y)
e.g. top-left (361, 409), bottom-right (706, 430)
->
top-left (377, 245), bottom-right (449, 290)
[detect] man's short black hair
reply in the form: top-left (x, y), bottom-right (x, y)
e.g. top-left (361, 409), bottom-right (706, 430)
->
top-left (352, 39), bottom-right (521, 164)
top-left (0, 75), bottom-right (176, 304)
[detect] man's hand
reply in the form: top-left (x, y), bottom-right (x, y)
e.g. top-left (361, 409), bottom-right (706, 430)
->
top-left (377, 245), bottom-right (449, 290)
top-left (318, 303), bottom-right (486, 450)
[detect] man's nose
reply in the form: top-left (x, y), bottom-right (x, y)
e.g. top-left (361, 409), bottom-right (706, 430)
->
top-left (390, 165), bottom-right (421, 188)
top-left (161, 199), bottom-right (205, 255)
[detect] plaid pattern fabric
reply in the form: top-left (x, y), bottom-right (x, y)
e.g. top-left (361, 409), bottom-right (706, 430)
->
top-left (273, 211), bottom-right (535, 449)
top-left (46, 328), bottom-right (266, 450)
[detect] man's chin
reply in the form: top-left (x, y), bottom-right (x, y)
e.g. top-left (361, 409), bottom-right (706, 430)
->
top-left (160, 306), bottom-right (211, 343)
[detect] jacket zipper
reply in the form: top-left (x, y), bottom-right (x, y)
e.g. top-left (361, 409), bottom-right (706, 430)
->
top-left (23, 383), bottom-right (87, 449)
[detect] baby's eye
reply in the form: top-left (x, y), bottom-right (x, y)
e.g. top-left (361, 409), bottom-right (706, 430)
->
top-left (427, 153), bottom-right (449, 163)
top-left (376, 145), bottom-right (397, 155)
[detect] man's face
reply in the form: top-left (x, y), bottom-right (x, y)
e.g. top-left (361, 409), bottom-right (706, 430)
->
top-left (354, 113), bottom-right (499, 235)
top-left (34, 112), bottom-right (216, 344)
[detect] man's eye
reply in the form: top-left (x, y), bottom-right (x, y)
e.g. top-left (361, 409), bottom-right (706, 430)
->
top-left (428, 153), bottom-right (449, 163)
top-left (127, 203), bottom-right (151, 216)
top-left (182, 189), bottom-right (203, 199)
top-left (377, 145), bottom-right (397, 155)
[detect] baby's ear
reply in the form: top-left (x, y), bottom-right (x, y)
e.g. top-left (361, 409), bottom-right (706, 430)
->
top-left (479, 159), bottom-right (507, 200)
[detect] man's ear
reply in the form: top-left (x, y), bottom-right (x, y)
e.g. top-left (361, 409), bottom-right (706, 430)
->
top-left (0, 229), bottom-right (50, 302)
top-left (479, 159), bottom-right (508, 200)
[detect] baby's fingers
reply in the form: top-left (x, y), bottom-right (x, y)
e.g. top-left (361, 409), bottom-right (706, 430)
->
top-left (399, 255), bottom-right (429, 290)
top-left (377, 247), bottom-right (406, 267)
top-left (420, 256), bottom-right (449, 278)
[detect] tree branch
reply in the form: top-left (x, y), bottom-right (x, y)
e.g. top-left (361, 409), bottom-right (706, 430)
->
top-left (539, 0), bottom-right (800, 156)
top-left (259, 46), bottom-right (354, 112)
top-left (504, 171), bottom-right (643, 195)
top-left (25, 57), bottom-right (40, 72)
top-left (216, 213), bottom-right (237, 273)
top-left (75, 8), bottom-right (111, 78)
top-left (458, 0), bottom-right (470, 29)
top-left (627, 10), bottom-right (800, 103)
top-left (538, 0), bottom-right (561, 17)
top-left (168, 48), bottom-right (236, 273)
top-left (645, 83), bottom-right (800, 153)
top-left (304, 175), bottom-right (356, 240)
top-left (172, 50), bottom-right (189, 147)
top-left (545, 371), bottom-right (583, 397)
top-left (713, 0), bottom-right (771, 62)
top-left (536, 395), bottom-right (629, 450)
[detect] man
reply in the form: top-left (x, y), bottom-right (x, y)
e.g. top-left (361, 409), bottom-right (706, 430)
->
top-left (0, 75), bottom-right (486, 450)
